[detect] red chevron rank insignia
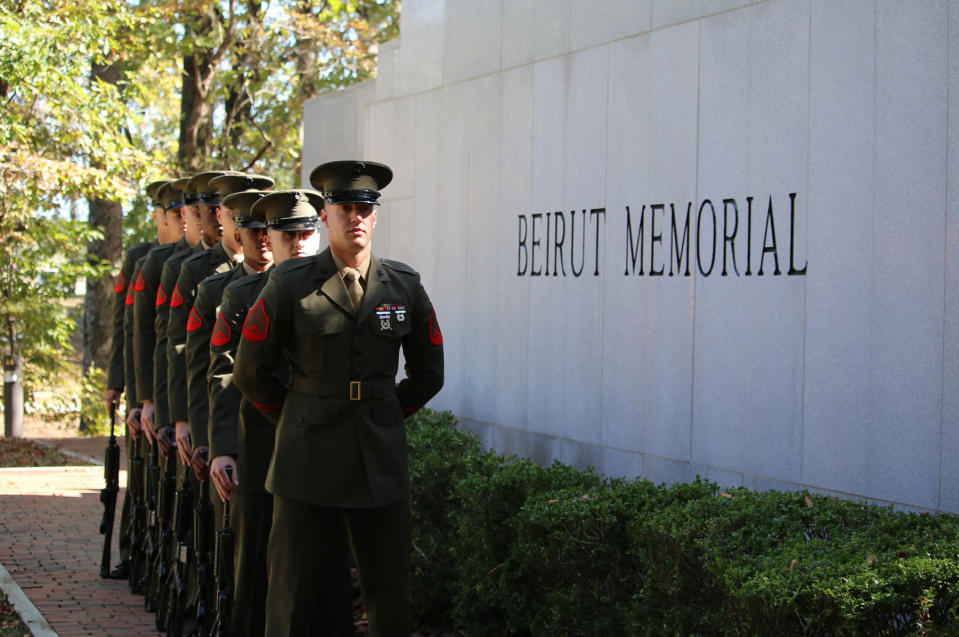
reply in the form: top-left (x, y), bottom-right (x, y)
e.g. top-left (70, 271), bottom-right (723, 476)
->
top-left (211, 313), bottom-right (232, 347)
top-left (125, 291), bottom-right (135, 306)
top-left (428, 304), bottom-right (443, 346)
top-left (242, 299), bottom-right (270, 343)
top-left (134, 271), bottom-right (145, 292)
top-left (114, 272), bottom-right (127, 293)
top-left (155, 286), bottom-right (168, 307)
top-left (186, 307), bottom-right (203, 332)
top-left (170, 285), bottom-right (185, 308)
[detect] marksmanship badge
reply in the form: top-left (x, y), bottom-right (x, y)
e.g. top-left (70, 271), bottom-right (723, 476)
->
top-left (375, 304), bottom-right (407, 332)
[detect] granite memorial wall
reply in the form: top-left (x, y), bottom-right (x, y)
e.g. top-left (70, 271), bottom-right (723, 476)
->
top-left (302, 0), bottom-right (959, 512)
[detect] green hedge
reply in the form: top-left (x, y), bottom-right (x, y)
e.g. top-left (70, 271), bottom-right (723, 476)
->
top-left (406, 409), bottom-right (959, 636)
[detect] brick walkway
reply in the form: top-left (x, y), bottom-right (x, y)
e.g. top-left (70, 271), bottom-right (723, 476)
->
top-left (0, 464), bottom-right (157, 636)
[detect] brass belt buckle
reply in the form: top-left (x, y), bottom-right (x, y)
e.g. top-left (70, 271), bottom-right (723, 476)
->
top-left (349, 381), bottom-right (361, 401)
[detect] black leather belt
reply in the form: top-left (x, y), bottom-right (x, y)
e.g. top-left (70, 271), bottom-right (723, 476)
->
top-left (290, 377), bottom-right (395, 401)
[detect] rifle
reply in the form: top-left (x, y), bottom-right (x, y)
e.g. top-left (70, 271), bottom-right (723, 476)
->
top-left (128, 434), bottom-right (146, 593)
top-left (98, 402), bottom-right (120, 578)
top-left (211, 467), bottom-right (234, 637)
top-left (144, 439), bottom-right (163, 610)
top-left (193, 450), bottom-right (214, 633)
top-left (165, 457), bottom-right (194, 636)
top-left (153, 449), bottom-right (178, 630)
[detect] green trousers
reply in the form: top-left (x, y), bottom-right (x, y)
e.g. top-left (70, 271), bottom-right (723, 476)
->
top-left (265, 496), bottom-right (411, 637)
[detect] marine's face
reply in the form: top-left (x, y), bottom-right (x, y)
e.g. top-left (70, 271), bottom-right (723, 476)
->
top-left (183, 203), bottom-right (203, 245)
top-left (198, 203), bottom-right (222, 245)
top-left (267, 228), bottom-right (320, 264)
top-left (217, 206), bottom-right (241, 254)
top-left (321, 202), bottom-right (376, 256)
top-left (163, 207), bottom-right (185, 243)
top-left (152, 205), bottom-right (165, 233)
top-left (240, 227), bottom-right (272, 271)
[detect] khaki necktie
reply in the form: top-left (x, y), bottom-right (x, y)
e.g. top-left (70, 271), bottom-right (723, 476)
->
top-left (343, 268), bottom-right (363, 310)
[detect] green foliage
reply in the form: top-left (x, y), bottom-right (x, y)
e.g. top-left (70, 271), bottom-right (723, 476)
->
top-left (0, 1), bottom-right (161, 205)
top-left (0, 215), bottom-right (108, 388)
top-left (451, 458), bottom-right (605, 635)
top-left (406, 410), bottom-right (959, 636)
top-left (0, 0), bottom-right (161, 394)
top-left (79, 365), bottom-right (111, 436)
top-left (0, 0), bottom-right (400, 395)
top-left (635, 489), bottom-right (959, 636)
top-left (407, 408), bottom-right (498, 623)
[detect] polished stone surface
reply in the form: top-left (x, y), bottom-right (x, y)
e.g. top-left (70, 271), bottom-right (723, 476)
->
top-left (303, 0), bottom-right (958, 513)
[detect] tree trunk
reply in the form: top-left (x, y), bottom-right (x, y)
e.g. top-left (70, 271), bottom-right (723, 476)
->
top-left (179, 52), bottom-right (216, 172)
top-left (83, 195), bottom-right (123, 374)
top-left (83, 60), bottom-right (125, 375)
top-left (178, 6), bottom-right (233, 172)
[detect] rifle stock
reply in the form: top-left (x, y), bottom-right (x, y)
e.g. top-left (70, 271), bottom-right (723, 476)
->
top-left (144, 439), bottom-right (162, 609)
top-left (194, 450), bottom-right (214, 632)
top-left (212, 466), bottom-right (234, 637)
top-left (154, 451), bottom-right (177, 630)
top-left (98, 403), bottom-right (120, 578)
top-left (165, 452), bottom-right (194, 636)
top-left (129, 431), bottom-right (146, 593)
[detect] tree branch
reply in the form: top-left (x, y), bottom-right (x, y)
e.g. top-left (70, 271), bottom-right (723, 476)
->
top-left (211, 0), bottom-right (238, 70)
top-left (240, 140), bottom-right (272, 172)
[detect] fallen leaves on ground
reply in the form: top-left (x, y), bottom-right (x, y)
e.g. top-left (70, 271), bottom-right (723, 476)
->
top-left (0, 590), bottom-right (29, 637)
top-left (0, 438), bottom-right (83, 467)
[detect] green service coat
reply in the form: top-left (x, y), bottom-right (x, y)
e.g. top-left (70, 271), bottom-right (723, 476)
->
top-left (107, 241), bottom-right (153, 392)
top-left (153, 242), bottom-right (201, 430)
top-left (184, 262), bottom-right (244, 448)
top-left (208, 267), bottom-right (280, 493)
top-left (233, 248), bottom-right (444, 508)
top-left (168, 242), bottom-right (234, 430)
top-left (133, 237), bottom-right (188, 403)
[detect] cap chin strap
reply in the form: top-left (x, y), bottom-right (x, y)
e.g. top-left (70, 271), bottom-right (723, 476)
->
top-left (236, 217), bottom-right (266, 229)
top-left (323, 189), bottom-right (381, 205)
top-left (198, 191), bottom-right (221, 205)
top-left (266, 214), bottom-right (319, 229)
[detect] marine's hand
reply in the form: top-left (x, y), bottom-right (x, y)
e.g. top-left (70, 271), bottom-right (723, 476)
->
top-left (157, 425), bottom-right (176, 458)
top-left (210, 456), bottom-right (239, 502)
top-left (140, 400), bottom-right (156, 443)
top-left (104, 388), bottom-right (122, 412)
top-left (190, 445), bottom-right (210, 481)
top-left (175, 421), bottom-right (192, 466)
top-left (125, 407), bottom-right (142, 440)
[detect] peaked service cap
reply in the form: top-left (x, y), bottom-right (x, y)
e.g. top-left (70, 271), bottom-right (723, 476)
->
top-left (157, 182), bottom-right (184, 211)
top-left (188, 171), bottom-right (231, 205)
top-left (308, 160), bottom-right (392, 206)
top-left (171, 177), bottom-right (198, 205)
top-left (251, 189), bottom-right (324, 231)
top-left (210, 173), bottom-right (275, 198)
top-left (223, 190), bottom-right (271, 229)
top-left (146, 180), bottom-right (171, 207)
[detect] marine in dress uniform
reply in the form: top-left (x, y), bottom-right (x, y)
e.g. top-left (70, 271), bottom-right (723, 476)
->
top-left (163, 170), bottom-right (236, 636)
top-left (185, 173), bottom-right (274, 474)
top-left (234, 162), bottom-right (444, 636)
top-left (130, 180), bottom-right (189, 607)
top-left (211, 189), bottom-right (353, 637)
top-left (183, 173), bottom-right (273, 636)
top-left (133, 181), bottom-right (188, 442)
top-left (102, 179), bottom-right (167, 579)
top-left (154, 176), bottom-right (205, 453)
